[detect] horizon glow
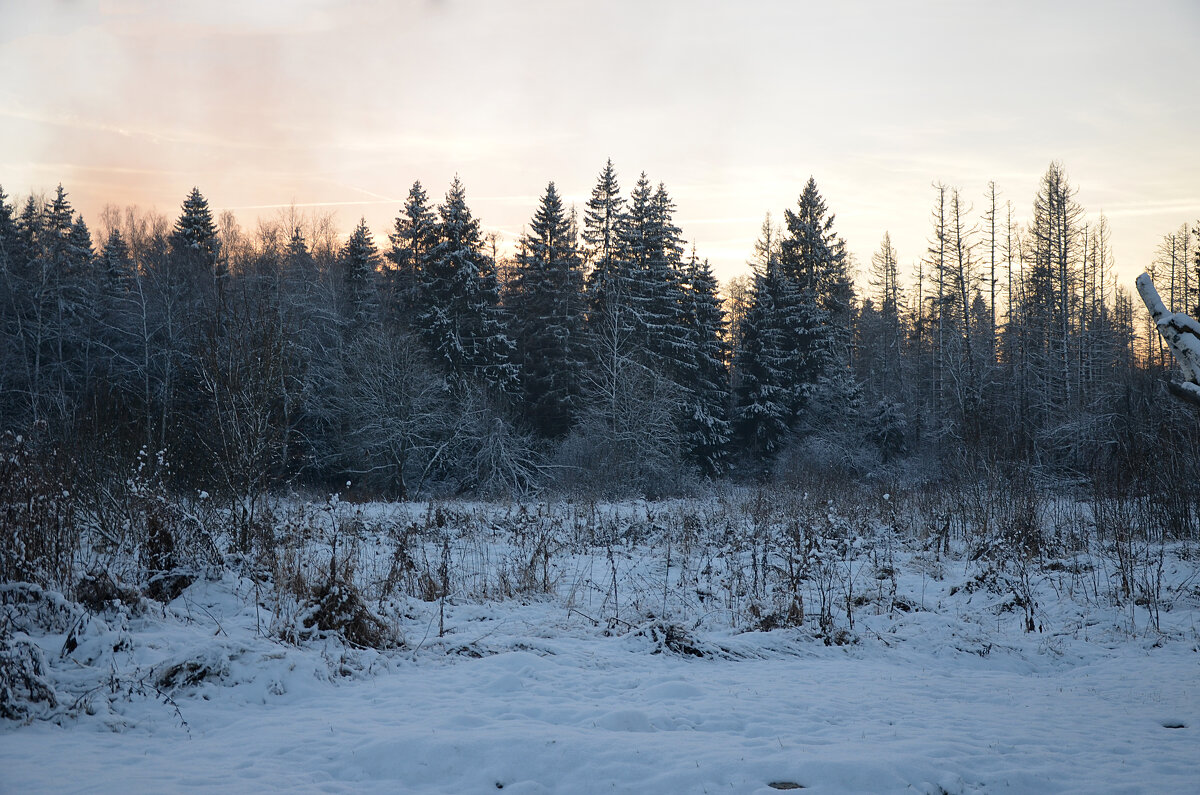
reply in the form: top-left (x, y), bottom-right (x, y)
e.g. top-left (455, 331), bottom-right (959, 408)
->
top-left (2, 0), bottom-right (1198, 294)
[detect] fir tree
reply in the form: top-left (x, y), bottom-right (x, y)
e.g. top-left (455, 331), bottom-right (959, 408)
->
top-left (0, 187), bottom-right (24, 427)
top-left (509, 182), bottom-right (587, 437)
top-left (16, 196), bottom-right (41, 275)
top-left (734, 258), bottom-right (804, 455)
top-left (0, 186), bottom-right (16, 260)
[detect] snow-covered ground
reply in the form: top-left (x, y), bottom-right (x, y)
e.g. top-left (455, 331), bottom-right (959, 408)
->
top-left (3, 498), bottom-right (1199, 793)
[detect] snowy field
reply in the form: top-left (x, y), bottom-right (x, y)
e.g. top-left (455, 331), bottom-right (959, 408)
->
top-left (3, 498), bottom-right (1199, 793)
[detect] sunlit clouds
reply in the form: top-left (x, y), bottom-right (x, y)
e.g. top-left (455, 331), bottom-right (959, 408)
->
top-left (2, 0), bottom-right (1197, 284)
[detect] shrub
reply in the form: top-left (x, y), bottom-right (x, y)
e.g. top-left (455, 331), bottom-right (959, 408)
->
top-left (0, 428), bottom-right (78, 592)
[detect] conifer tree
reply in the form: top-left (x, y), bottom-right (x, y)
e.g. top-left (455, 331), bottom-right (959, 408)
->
top-left (422, 177), bottom-right (517, 392)
top-left (680, 250), bottom-right (731, 475)
top-left (387, 181), bottom-right (437, 327)
top-left (0, 187), bottom-right (25, 427)
top-left (778, 177), bottom-right (855, 422)
top-left (284, 226), bottom-right (313, 276)
top-left (863, 232), bottom-right (905, 401)
top-left (509, 182), bottom-right (586, 437)
top-left (617, 175), bottom-right (690, 376)
top-left (734, 260), bottom-right (801, 455)
top-left (0, 186), bottom-right (16, 263)
top-left (582, 159), bottom-right (627, 327)
top-left (171, 187), bottom-right (221, 276)
top-left (340, 217), bottom-right (379, 332)
top-left (646, 183), bottom-right (693, 376)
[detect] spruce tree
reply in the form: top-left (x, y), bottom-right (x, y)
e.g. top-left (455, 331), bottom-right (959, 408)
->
top-left (0, 187), bottom-right (19, 425)
top-left (284, 226), bottom-right (313, 275)
top-left (645, 183), bottom-right (693, 378)
top-left (509, 182), bottom-right (586, 437)
top-left (171, 187), bottom-right (221, 275)
top-left (680, 250), bottom-right (731, 475)
top-left (422, 177), bottom-right (517, 392)
top-left (777, 177), bottom-right (855, 425)
top-left (340, 218), bottom-right (379, 332)
top-left (582, 159), bottom-right (627, 326)
top-left (618, 175), bottom-right (690, 376)
top-left (387, 181), bottom-right (437, 328)
top-left (734, 260), bottom-right (799, 456)
top-left (0, 186), bottom-right (16, 263)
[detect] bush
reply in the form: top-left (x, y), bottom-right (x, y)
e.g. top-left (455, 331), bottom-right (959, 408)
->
top-left (0, 428), bottom-right (78, 592)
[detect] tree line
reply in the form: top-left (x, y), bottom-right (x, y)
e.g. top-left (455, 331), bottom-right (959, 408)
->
top-left (1, 160), bottom-right (1198, 513)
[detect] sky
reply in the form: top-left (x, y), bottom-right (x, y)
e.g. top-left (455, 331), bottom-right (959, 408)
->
top-left (2, 0), bottom-right (1198, 291)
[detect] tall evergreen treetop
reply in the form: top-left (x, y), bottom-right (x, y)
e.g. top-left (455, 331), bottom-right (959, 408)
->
top-left (388, 180), bottom-right (437, 292)
top-left (582, 159), bottom-right (625, 274)
top-left (340, 217), bottom-right (379, 329)
top-left (171, 187), bottom-right (221, 265)
top-left (781, 177), bottom-right (854, 316)
top-left (510, 181), bottom-right (587, 437)
top-left (620, 173), bottom-right (655, 273)
top-left (0, 186), bottom-right (17, 264)
top-left (680, 250), bottom-right (731, 475)
top-left (423, 177), bottom-right (517, 391)
top-left (99, 228), bottom-right (133, 292)
top-left (285, 226), bottom-right (311, 267)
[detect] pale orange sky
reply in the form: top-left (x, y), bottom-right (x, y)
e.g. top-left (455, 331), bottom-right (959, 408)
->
top-left (2, 0), bottom-right (1198, 291)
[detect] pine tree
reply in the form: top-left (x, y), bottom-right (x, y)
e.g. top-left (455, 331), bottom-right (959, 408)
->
top-left (869, 232), bottom-right (900, 318)
top-left (422, 177), bottom-right (517, 391)
top-left (96, 229), bottom-right (132, 301)
top-left (735, 179), bottom-right (855, 454)
top-left (40, 186), bottom-right (92, 419)
top-left (645, 183), bottom-right (693, 378)
top-left (509, 182), bottom-right (587, 437)
top-left (16, 196), bottom-right (41, 276)
top-left (864, 232), bottom-right (905, 403)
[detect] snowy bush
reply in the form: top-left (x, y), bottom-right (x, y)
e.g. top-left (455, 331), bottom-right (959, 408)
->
top-left (0, 429), bottom-right (78, 592)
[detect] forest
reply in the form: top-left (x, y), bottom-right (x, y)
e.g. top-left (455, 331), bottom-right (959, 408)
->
top-left (2, 158), bottom-right (1200, 592)
top-left (2, 160), bottom-right (1198, 508)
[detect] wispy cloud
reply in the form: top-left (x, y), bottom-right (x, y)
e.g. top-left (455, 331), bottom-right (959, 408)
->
top-left (0, 106), bottom-right (282, 152)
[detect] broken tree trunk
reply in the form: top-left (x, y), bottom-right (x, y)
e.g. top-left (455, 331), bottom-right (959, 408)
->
top-left (1136, 273), bottom-right (1200, 407)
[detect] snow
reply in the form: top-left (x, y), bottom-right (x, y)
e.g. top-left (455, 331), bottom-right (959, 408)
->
top-left (3, 499), bottom-right (1199, 793)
